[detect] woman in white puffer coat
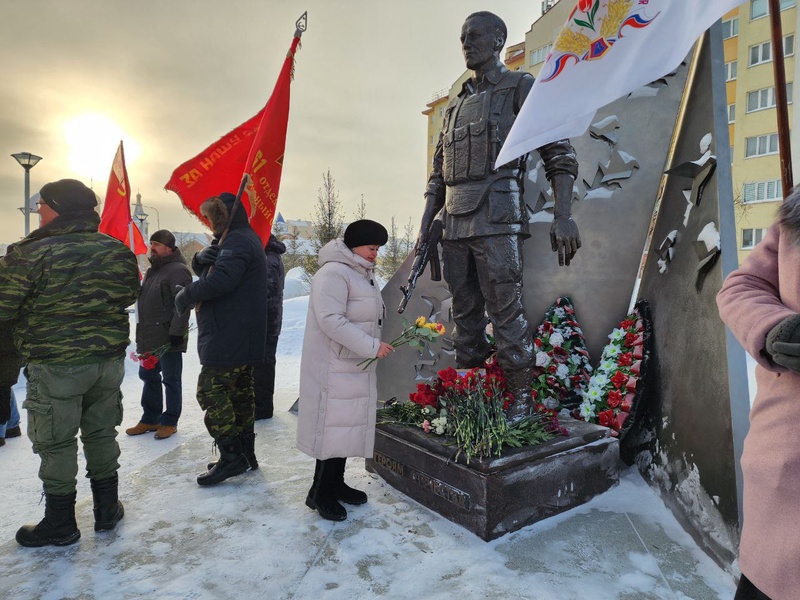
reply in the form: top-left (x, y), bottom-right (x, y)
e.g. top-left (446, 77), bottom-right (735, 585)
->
top-left (296, 220), bottom-right (393, 521)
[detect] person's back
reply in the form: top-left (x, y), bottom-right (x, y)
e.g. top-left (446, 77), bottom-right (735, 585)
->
top-left (0, 178), bottom-right (139, 548)
top-left (6, 218), bottom-right (139, 363)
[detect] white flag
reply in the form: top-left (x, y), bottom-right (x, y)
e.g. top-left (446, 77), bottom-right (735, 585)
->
top-left (496, 0), bottom-right (743, 166)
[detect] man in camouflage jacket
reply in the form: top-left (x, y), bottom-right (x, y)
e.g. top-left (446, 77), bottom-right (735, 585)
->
top-left (0, 179), bottom-right (139, 547)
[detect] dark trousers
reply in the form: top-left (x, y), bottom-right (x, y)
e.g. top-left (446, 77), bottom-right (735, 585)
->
top-left (734, 574), bottom-right (773, 600)
top-left (442, 234), bottom-right (533, 370)
top-left (253, 334), bottom-right (279, 418)
top-left (196, 365), bottom-right (255, 439)
top-left (138, 351), bottom-right (183, 427)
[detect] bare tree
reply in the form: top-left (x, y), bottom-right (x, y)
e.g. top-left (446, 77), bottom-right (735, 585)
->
top-left (304, 169), bottom-right (346, 276)
top-left (379, 217), bottom-right (405, 280)
top-left (354, 194), bottom-right (368, 220)
top-left (283, 225), bottom-right (307, 272)
top-left (402, 217), bottom-right (415, 255)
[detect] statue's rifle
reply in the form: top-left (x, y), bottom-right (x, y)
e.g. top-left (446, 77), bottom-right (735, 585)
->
top-left (398, 219), bottom-right (443, 314)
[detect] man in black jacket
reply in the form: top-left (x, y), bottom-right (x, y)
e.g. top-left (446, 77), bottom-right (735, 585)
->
top-left (254, 234), bottom-right (286, 420)
top-left (175, 193), bottom-right (267, 486)
top-left (126, 230), bottom-right (192, 440)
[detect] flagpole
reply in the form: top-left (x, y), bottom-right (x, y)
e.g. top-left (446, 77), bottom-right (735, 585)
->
top-left (768, 0), bottom-right (793, 195)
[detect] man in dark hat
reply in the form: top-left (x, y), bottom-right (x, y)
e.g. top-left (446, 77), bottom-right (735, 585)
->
top-left (416, 11), bottom-right (580, 420)
top-left (174, 193), bottom-right (267, 486)
top-left (0, 178), bottom-right (140, 546)
top-left (125, 229), bottom-right (192, 440)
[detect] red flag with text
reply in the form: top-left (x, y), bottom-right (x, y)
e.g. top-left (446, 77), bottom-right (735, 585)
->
top-left (165, 33), bottom-right (301, 244)
top-left (99, 141), bottom-right (147, 254)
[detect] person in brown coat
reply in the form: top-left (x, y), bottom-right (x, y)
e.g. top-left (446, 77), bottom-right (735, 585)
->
top-left (717, 187), bottom-right (800, 600)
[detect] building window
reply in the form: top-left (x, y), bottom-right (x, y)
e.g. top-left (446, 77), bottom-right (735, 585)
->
top-left (722, 18), bottom-right (739, 39)
top-left (785, 34), bottom-right (795, 57)
top-left (728, 104), bottom-right (736, 123)
top-left (743, 179), bottom-right (783, 203)
top-left (742, 228), bottom-right (768, 249)
top-left (746, 82), bottom-right (794, 112)
top-left (751, 0), bottom-right (796, 20)
top-left (530, 44), bottom-right (552, 66)
top-left (750, 41), bottom-right (772, 66)
top-left (730, 146), bottom-right (735, 164)
top-left (745, 133), bottom-right (780, 158)
top-left (725, 60), bottom-right (738, 81)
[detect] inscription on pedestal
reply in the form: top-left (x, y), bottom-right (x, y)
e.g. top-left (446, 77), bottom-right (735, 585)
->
top-left (374, 450), bottom-right (471, 509)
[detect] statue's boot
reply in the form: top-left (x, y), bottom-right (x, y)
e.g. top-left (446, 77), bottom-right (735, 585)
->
top-left (504, 368), bottom-right (533, 422)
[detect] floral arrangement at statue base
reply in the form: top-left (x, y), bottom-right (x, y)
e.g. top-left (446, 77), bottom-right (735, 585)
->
top-left (378, 360), bottom-right (568, 462)
top-left (530, 297), bottom-right (593, 410)
top-left (573, 300), bottom-right (652, 444)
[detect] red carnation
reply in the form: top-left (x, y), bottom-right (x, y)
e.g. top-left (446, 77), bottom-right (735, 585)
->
top-left (607, 389), bottom-right (623, 408)
top-left (598, 409), bottom-right (613, 427)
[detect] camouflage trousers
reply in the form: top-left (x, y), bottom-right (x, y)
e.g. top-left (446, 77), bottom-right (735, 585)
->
top-left (23, 359), bottom-right (124, 495)
top-left (196, 365), bottom-right (255, 440)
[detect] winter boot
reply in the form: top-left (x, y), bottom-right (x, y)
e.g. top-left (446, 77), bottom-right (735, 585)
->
top-left (206, 431), bottom-right (259, 471)
top-left (16, 491), bottom-right (81, 547)
top-left (90, 473), bottom-right (125, 532)
top-left (240, 431), bottom-right (258, 471)
top-left (305, 459), bottom-right (347, 521)
top-left (504, 368), bottom-right (534, 421)
top-left (330, 457), bottom-right (367, 505)
top-left (197, 436), bottom-right (249, 486)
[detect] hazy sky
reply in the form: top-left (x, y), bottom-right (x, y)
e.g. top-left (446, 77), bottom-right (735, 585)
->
top-left (0, 0), bottom-right (544, 243)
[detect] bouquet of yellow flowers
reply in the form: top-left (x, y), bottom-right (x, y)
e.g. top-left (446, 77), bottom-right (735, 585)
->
top-left (358, 316), bottom-right (445, 369)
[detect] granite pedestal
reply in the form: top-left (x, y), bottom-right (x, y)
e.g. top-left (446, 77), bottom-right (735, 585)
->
top-left (366, 417), bottom-right (620, 541)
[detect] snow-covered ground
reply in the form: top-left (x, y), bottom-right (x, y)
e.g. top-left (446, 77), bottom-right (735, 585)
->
top-left (0, 295), bottom-right (737, 599)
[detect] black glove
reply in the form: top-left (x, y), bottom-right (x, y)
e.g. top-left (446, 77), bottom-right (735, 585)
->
top-left (765, 314), bottom-right (800, 372)
top-left (174, 288), bottom-right (194, 316)
top-left (195, 245), bottom-right (220, 266)
top-left (169, 335), bottom-right (184, 349)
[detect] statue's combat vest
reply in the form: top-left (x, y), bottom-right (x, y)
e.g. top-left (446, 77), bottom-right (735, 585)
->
top-left (442, 70), bottom-right (526, 217)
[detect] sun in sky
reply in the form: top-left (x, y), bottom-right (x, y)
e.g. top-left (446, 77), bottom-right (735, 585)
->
top-left (63, 113), bottom-right (141, 187)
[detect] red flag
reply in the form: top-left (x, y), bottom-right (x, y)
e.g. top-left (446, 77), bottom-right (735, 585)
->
top-left (165, 32), bottom-right (301, 244)
top-left (99, 141), bottom-right (147, 254)
top-left (244, 34), bottom-right (301, 244)
top-left (164, 110), bottom-right (264, 226)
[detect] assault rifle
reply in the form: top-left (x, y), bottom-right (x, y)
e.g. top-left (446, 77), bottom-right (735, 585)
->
top-left (398, 219), bottom-right (444, 314)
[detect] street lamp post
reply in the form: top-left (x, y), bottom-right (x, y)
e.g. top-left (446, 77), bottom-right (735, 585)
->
top-left (11, 152), bottom-right (43, 237)
top-left (143, 205), bottom-right (160, 230)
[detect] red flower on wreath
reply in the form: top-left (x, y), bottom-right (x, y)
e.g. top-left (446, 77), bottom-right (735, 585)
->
top-left (607, 389), bottom-right (623, 408)
top-left (610, 370), bottom-right (629, 389)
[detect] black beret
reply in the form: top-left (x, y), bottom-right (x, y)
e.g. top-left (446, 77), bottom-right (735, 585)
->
top-left (343, 219), bottom-right (389, 249)
top-left (150, 229), bottom-right (176, 249)
top-left (39, 179), bottom-right (97, 214)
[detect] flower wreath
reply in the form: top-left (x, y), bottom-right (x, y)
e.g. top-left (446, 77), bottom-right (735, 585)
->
top-left (531, 297), bottom-right (593, 410)
top-left (574, 300), bottom-right (652, 449)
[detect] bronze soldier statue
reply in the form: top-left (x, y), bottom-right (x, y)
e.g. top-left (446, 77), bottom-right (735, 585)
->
top-left (416, 11), bottom-right (580, 420)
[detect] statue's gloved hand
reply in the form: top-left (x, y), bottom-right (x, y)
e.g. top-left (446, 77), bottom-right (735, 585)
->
top-left (766, 314), bottom-right (800, 373)
top-left (550, 216), bottom-right (581, 266)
